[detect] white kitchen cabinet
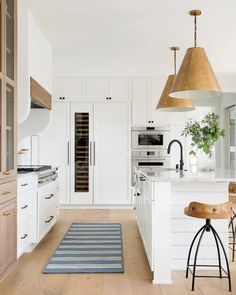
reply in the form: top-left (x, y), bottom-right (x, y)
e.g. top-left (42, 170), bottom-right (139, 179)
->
top-left (53, 77), bottom-right (85, 102)
top-left (86, 78), bottom-right (131, 102)
top-left (40, 100), bottom-right (131, 206)
top-left (150, 78), bottom-right (170, 126)
top-left (134, 174), bottom-right (154, 269)
top-left (37, 180), bottom-right (58, 241)
top-left (17, 174), bottom-right (38, 258)
top-left (131, 78), bottom-right (170, 126)
top-left (94, 102), bottom-right (131, 204)
top-left (132, 78), bottom-right (149, 126)
top-left (39, 102), bottom-right (70, 204)
top-left (86, 78), bottom-right (108, 101)
top-left (109, 78), bottom-right (131, 101)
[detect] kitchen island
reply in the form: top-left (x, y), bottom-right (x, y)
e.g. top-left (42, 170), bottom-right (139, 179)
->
top-left (134, 168), bottom-right (236, 284)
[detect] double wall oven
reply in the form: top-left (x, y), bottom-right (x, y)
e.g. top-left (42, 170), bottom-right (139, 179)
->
top-left (131, 126), bottom-right (170, 185)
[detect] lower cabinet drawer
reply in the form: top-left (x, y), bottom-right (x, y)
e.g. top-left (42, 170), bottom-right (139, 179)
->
top-left (38, 204), bottom-right (57, 241)
top-left (18, 192), bottom-right (31, 222)
top-left (0, 180), bottom-right (16, 205)
top-left (17, 220), bottom-right (31, 257)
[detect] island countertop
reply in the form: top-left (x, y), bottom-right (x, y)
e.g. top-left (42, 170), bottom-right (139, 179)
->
top-left (138, 167), bottom-right (236, 182)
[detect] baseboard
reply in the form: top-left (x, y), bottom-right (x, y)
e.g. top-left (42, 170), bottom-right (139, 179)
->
top-left (59, 204), bottom-right (134, 209)
top-left (152, 279), bottom-right (172, 285)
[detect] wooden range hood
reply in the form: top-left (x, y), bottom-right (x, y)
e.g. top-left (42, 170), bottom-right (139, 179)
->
top-left (30, 77), bottom-right (52, 110)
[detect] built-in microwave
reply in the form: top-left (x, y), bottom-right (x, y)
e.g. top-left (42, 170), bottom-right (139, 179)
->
top-left (131, 127), bottom-right (170, 150)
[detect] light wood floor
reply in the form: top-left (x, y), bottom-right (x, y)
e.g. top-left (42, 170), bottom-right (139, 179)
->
top-left (0, 209), bottom-right (236, 295)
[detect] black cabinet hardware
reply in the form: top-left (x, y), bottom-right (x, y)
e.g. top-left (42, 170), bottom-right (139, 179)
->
top-left (20, 234), bottom-right (28, 239)
top-left (45, 194), bottom-right (54, 200)
top-left (137, 193), bottom-right (141, 196)
top-left (21, 205), bottom-right (28, 209)
top-left (21, 183), bottom-right (28, 187)
top-left (45, 216), bottom-right (54, 223)
top-left (139, 177), bottom-right (146, 181)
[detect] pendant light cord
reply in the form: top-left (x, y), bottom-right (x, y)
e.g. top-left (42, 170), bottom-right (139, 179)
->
top-left (194, 15), bottom-right (197, 47)
top-left (174, 49), bottom-right (177, 75)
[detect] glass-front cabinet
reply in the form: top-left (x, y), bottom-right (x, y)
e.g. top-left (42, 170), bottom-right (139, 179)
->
top-left (0, 0), bottom-right (16, 179)
top-left (70, 103), bottom-right (94, 204)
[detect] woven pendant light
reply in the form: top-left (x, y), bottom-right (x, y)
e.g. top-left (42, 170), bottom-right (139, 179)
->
top-left (170, 10), bottom-right (221, 100)
top-left (156, 47), bottom-right (194, 112)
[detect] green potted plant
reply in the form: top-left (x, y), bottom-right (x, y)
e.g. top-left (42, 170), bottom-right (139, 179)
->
top-left (181, 113), bottom-right (225, 171)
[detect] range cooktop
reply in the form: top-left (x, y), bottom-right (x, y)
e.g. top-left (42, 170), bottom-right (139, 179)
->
top-left (17, 165), bottom-right (52, 172)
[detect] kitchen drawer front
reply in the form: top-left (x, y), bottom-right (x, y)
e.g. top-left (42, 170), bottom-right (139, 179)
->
top-left (17, 175), bottom-right (34, 193)
top-left (38, 188), bottom-right (57, 211)
top-left (18, 192), bottom-right (32, 222)
top-left (0, 180), bottom-right (16, 205)
top-left (38, 205), bottom-right (57, 241)
top-left (17, 219), bottom-right (31, 257)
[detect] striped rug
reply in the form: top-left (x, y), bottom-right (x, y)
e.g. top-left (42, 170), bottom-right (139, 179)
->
top-left (43, 223), bottom-right (124, 273)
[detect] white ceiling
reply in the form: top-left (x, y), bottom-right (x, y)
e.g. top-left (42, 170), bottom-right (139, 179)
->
top-left (28, 0), bottom-right (236, 75)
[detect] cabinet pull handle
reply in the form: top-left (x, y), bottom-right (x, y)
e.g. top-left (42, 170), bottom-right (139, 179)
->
top-left (21, 205), bottom-right (28, 209)
top-left (3, 211), bottom-right (11, 216)
top-left (137, 193), bottom-right (141, 196)
top-left (21, 234), bottom-right (28, 239)
top-left (93, 141), bottom-right (96, 166)
top-left (21, 183), bottom-right (28, 187)
top-left (45, 194), bottom-right (54, 200)
top-left (1, 191), bottom-right (10, 196)
top-left (67, 141), bottom-right (70, 166)
top-left (139, 177), bottom-right (146, 181)
top-left (3, 171), bottom-right (10, 175)
top-left (45, 216), bottom-right (54, 223)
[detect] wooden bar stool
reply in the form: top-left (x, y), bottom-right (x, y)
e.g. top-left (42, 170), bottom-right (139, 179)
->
top-left (184, 201), bottom-right (232, 292)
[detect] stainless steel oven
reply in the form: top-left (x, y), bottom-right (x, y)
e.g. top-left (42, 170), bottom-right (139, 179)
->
top-left (131, 127), bottom-right (170, 150)
top-left (131, 150), bottom-right (170, 185)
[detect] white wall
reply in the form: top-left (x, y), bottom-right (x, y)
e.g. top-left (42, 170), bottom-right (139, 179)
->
top-left (17, 7), bottom-right (53, 164)
top-left (17, 4), bottom-right (53, 125)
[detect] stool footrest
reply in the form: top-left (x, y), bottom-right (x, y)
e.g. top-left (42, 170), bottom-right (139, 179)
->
top-left (187, 265), bottom-right (229, 277)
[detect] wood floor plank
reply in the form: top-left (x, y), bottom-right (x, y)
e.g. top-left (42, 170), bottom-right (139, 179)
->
top-left (0, 209), bottom-right (235, 295)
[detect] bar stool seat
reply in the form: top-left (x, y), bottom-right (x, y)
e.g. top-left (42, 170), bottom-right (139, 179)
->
top-left (185, 201), bottom-right (233, 219)
top-left (185, 201), bottom-right (233, 292)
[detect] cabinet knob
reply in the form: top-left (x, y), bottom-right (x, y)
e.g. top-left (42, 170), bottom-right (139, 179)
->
top-left (3, 171), bottom-right (10, 175)
top-left (3, 211), bottom-right (11, 216)
top-left (1, 191), bottom-right (10, 196)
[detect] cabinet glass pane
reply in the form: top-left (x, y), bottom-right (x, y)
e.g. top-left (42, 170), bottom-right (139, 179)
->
top-left (0, 0), bottom-right (2, 72)
top-left (6, 0), bottom-right (14, 80)
top-left (0, 80), bottom-right (1, 170)
top-left (74, 113), bottom-right (89, 192)
top-left (6, 84), bottom-right (14, 171)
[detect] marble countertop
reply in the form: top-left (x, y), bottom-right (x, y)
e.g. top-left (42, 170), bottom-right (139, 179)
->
top-left (138, 167), bottom-right (236, 182)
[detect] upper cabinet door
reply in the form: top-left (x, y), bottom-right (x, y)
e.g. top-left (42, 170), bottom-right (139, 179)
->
top-left (62, 78), bottom-right (84, 101)
top-left (6, 0), bottom-right (15, 81)
top-left (108, 78), bottom-right (131, 102)
top-left (150, 78), bottom-right (170, 126)
top-left (52, 78), bottom-right (85, 102)
top-left (132, 78), bottom-right (149, 126)
top-left (86, 78), bottom-right (108, 101)
top-left (5, 84), bottom-right (16, 174)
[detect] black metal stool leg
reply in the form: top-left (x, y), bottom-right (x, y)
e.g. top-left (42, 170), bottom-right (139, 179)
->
top-left (231, 218), bottom-right (236, 262)
top-left (211, 226), bottom-right (222, 278)
top-left (229, 211), bottom-right (236, 262)
top-left (191, 226), bottom-right (207, 291)
top-left (186, 224), bottom-right (206, 279)
top-left (211, 225), bottom-right (232, 292)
